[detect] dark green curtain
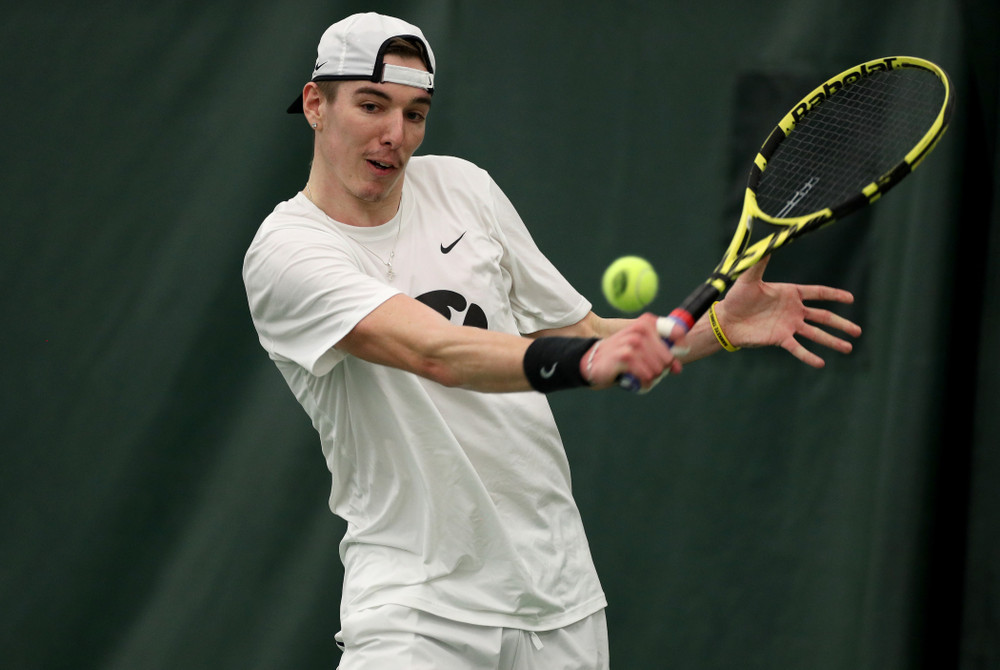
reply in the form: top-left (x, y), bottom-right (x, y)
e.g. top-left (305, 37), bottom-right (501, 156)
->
top-left (2, 1), bottom-right (996, 668)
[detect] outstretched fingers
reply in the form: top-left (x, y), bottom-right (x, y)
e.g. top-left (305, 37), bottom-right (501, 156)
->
top-left (803, 304), bottom-right (862, 345)
top-left (783, 302), bottom-right (863, 367)
top-left (780, 335), bottom-right (827, 368)
top-left (797, 283), bottom-right (856, 307)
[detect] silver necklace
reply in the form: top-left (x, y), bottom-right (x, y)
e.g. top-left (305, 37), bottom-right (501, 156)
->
top-left (305, 183), bottom-right (402, 281)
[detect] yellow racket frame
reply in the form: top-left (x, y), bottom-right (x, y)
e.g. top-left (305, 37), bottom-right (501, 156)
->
top-left (709, 56), bottom-right (954, 296)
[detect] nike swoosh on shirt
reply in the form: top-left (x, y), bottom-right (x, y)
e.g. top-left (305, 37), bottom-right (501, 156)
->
top-left (440, 231), bottom-right (466, 254)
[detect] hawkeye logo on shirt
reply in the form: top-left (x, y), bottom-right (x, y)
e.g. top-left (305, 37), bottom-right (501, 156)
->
top-left (415, 290), bottom-right (488, 329)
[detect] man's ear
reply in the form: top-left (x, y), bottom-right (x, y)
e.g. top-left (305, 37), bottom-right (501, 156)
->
top-left (302, 82), bottom-right (324, 129)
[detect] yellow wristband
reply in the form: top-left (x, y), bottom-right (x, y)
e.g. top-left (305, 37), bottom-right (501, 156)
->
top-left (709, 301), bottom-right (740, 352)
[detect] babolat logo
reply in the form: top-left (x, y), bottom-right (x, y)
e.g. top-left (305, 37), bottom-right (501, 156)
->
top-left (791, 57), bottom-right (899, 123)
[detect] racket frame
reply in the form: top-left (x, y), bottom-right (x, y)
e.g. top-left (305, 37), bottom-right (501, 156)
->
top-left (621, 55), bottom-right (954, 391)
top-left (672, 55), bottom-right (952, 329)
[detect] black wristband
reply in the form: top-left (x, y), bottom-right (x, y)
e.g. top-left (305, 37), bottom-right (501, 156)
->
top-left (523, 337), bottom-right (599, 393)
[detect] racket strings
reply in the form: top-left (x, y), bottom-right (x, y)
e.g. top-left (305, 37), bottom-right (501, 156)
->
top-left (755, 67), bottom-right (945, 219)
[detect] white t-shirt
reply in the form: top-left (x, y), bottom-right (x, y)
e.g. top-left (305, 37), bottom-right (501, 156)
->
top-left (243, 155), bottom-right (606, 630)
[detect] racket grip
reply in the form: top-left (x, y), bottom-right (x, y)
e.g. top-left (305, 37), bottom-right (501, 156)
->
top-left (617, 313), bottom-right (693, 393)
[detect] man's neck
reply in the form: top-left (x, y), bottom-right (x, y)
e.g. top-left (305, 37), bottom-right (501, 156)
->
top-left (304, 176), bottom-right (402, 228)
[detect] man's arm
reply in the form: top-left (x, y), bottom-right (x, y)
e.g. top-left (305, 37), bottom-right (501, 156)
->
top-left (335, 294), bottom-right (678, 393)
top-left (335, 257), bottom-right (861, 394)
top-left (336, 294), bottom-right (532, 392)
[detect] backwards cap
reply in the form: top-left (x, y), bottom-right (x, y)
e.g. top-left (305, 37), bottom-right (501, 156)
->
top-left (286, 12), bottom-right (435, 113)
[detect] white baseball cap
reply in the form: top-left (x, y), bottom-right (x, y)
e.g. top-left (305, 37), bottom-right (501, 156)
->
top-left (286, 12), bottom-right (436, 113)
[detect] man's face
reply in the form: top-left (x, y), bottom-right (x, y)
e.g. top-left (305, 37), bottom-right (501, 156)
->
top-left (315, 54), bottom-right (432, 214)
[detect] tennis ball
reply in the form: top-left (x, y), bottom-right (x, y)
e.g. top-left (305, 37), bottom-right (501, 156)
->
top-left (602, 256), bottom-right (658, 312)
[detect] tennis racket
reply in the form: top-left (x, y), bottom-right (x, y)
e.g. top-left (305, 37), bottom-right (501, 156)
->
top-left (620, 55), bottom-right (954, 392)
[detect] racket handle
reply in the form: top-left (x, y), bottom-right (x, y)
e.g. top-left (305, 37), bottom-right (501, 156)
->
top-left (617, 313), bottom-right (693, 393)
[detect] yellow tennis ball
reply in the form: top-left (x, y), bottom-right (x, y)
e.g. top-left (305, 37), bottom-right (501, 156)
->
top-left (602, 256), bottom-right (658, 312)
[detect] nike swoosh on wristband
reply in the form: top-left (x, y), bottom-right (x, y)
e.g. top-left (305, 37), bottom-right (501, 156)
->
top-left (440, 231), bottom-right (466, 254)
top-left (540, 364), bottom-right (557, 379)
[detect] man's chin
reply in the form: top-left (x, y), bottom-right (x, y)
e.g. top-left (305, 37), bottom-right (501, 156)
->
top-left (354, 177), bottom-right (403, 204)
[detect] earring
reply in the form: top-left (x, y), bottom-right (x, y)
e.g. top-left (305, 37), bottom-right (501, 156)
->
top-left (311, 122), bottom-right (318, 129)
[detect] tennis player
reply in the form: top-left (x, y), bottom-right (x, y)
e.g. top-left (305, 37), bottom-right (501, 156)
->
top-left (242, 12), bottom-right (861, 669)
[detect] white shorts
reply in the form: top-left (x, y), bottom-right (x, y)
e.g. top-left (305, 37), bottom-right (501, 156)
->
top-left (336, 605), bottom-right (610, 670)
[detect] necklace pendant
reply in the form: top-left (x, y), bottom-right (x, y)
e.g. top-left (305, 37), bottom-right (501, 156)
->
top-left (386, 251), bottom-right (396, 281)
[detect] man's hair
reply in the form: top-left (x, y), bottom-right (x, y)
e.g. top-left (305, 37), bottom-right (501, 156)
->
top-left (316, 37), bottom-right (432, 103)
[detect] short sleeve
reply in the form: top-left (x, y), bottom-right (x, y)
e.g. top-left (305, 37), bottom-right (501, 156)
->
top-left (243, 224), bottom-right (401, 377)
top-left (488, 180), bottom-right (591, 333)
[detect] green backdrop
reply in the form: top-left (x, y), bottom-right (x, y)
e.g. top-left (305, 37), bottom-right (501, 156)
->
top-left (2, 1), bottom-right (997, 668)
